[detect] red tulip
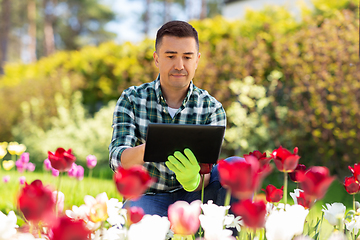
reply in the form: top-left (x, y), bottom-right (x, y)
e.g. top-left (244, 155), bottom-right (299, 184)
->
top-left (262, 184), bottom-right (283, 203)
top-left (344, 176), bottom-right (360, 195)
top-left (114, 165), bottom-right (155, 200)
top-left (297, 166), bottom-right (335, 202)
top-left (231, 199), bottom-right (267, 229)
top-left (218, 156), bottom-right (271, 200)
top-left (18, 179), bottom-right (55, 223)
top-left (271, 146), bottom-right (300, 172)
top-left (244, 151), bottom-right (273, 175)
top-left (244, 150), bottom-right (272, 168)
top-left (293, 190), bottom-right (314, 209)
top-left (289, 164), bottom-right (307, 183)
top-left (128, 206), bottom-right (145, 224)
top-left (199, 163), bottom-right (213, 175)
top-left (50, 216), bottom-right (90, 240)
top-left (47, 148), bottom-right (76, 172)
top-left (348, 163), bottom-right (360, 183)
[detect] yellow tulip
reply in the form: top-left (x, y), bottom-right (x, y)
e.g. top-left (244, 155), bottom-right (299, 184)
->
top-left (7, 142), bottom-right (26, 155)
top-left (0, 147), bottom-right (6, 159)
top-left (2, 160), bottom-right (15, 171)
top-left (0, 142), bottom-right (8, 150)
top-left (89, 203), bottom-right (108, 223)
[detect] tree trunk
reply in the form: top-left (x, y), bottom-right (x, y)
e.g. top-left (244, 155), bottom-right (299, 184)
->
top-left (200, 0), bottom-right (207, 19)
top-left (164, 0), bottom-right (173, 23)
top-left (28, 0), bottom-right (37, 62)
top-left (144, 0), bottom-right (151, 36)
top-left (0, 0), bottom-right (11, 74)
top-left (43, 0), bottom-right (56, 56)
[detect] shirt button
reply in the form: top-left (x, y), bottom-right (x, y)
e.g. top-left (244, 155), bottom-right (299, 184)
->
top-left (171, 176), bottom-right (174, 180)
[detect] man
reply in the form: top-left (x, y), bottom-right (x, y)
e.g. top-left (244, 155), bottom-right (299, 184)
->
top-left (109, 20), bottom-right (226, 216)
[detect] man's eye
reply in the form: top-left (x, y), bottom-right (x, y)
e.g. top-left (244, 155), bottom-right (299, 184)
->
top-left (185, 57), bottom-right (191, 60)
top-left (167, 56), bottom-right (174, 59)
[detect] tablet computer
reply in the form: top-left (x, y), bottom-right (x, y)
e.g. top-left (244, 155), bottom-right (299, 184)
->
top-left (143, 123), bottom-right (225, 163)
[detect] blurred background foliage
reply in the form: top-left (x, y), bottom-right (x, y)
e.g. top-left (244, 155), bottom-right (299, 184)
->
top-left (0, 0), bottom-right (359, 178)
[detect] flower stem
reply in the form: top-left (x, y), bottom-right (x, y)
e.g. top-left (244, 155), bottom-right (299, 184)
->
top-left (198, 174), bottom-right (205, 237)
top-left (89, 169), bottom-right (93, 180)
top-left (283, 172), bottom-right (288, 207)
top-left (201, 174), bottom-right (205, 204)
top-left (224, 188), bottom-right (231, 216)
top-left (55, 172), bottom-right (63, 217)
top-left (353, 194), bottom-right (356, 212)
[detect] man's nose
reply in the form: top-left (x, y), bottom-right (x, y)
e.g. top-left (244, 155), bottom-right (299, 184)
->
top-left (174, 58), bottom-right (184, 70)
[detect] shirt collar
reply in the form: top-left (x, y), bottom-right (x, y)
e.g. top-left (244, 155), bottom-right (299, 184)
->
top-left (155, 74), bottom-right (194, 105)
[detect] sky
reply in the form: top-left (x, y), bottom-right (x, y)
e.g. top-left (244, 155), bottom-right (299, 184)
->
top-left (100, 0), bottom-right (313, 44)
top-left (101, 0), bottom-right (201, 44)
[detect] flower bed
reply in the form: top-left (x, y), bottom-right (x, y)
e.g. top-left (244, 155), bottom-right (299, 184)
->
top-left (1, 142), bottom-right (360, 240)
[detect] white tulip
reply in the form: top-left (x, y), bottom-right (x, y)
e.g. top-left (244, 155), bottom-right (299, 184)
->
top-left (0, 211), bottom-right (18, 240)
top-left (345, 215), bottom-right (360, 235)
top-left (128, 215), bottom-right (170, 240)
top-left (322, 203), bottom-right (346, 226)
top-left (265, 204), bottom-right (309, 240)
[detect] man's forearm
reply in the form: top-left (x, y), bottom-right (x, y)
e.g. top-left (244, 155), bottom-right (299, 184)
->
top-left (120, 143), bottom-right (146, 169)
top-left (194, 173), bottom-right (210, 191)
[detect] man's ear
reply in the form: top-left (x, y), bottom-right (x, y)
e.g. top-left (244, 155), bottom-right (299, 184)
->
top-left (153, 51), bottom-right (159, 68)
top-left (195, 52), bottom-right (201, 69)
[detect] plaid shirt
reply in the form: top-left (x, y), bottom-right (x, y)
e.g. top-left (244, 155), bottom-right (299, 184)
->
top-left (109, 75), bottom-right (226, 193)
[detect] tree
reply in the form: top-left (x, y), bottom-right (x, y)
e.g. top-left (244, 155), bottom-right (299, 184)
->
top-left (53, 0), bottom-right (117, 50)
top-left (144, 0), bottom-right (152, 36)
top-left (0, 0), bottom-right (10, 74)
top-left (27, 0), bottom-right (37, 62)
top-left (43, 0), bottom-right (57, 56)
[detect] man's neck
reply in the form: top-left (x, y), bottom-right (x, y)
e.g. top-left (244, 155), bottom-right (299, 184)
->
top-left (161, 86), bottom-right (188, 109)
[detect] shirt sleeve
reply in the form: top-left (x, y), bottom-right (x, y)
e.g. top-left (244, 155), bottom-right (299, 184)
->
top-left (207, 102), bottom-right (227, 127)
top-left (108, 91), bottom-right (138, 172)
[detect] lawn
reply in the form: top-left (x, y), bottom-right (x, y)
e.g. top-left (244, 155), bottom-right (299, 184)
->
top-left (0, 168), bottom-right (358, 239)
top-left (0, 168), bottom-right (121, 215)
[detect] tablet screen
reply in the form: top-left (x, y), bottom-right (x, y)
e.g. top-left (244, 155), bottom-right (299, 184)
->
top-left (143, 123), bottom-right (225, 163)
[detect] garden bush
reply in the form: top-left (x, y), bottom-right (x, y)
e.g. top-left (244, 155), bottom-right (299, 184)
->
top-left (0, 0), bottom-right (358, 175)
top-left (11, 78), bottom-right (116, 178)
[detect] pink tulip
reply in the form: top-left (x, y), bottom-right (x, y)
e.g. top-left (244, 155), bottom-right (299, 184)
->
top-left (76, 165), bottom-right (84, 181)
top-left (16, 152), bottom-right (31, 173)
top-left (86, 155), bottom-right (97, 169)
top-left (52, 168), bottom-right (59, 177)
top-left (52, 191), bottom-right (65, 213)
top-left (26, 162), bottom-right (36, 172)
top-left (3, 175), bottom-right (10, 183)
top-left (168, 200), bottom-right (201, 235)
top-left (15, 160), bottom-right (26, 173)
top-left (19, 176), bottom-right (26, 185)
top-left (20, 152), bottom-right (30, 163)
top-left (44, 158), bottom-right (52, 171)
top-left (68, 163), bottom-right (78, 178)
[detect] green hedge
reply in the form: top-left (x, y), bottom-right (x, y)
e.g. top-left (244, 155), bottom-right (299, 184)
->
top-left (0, 1), bottom-right (358, 175)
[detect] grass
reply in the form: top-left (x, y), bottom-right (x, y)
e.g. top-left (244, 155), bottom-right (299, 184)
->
top-left (0, 168), bottom-right (121, 215)
top-left (1, 168), bottom-right (358, 239)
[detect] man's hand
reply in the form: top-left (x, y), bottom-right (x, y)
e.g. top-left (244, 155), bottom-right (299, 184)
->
top-left (165, 148), bottom-right (201, 192)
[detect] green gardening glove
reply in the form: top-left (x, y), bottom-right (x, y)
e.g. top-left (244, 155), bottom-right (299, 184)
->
top-left (165, 148), bottom-right (201, 192)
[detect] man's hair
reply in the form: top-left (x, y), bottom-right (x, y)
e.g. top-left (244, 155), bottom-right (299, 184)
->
top-left (155, 20), bottom-right (199, 52)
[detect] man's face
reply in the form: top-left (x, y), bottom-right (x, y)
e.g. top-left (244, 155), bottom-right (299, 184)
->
top-left (153, 36), bottom-right (200, 92)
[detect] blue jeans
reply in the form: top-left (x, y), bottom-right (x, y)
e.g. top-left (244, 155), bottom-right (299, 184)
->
top-left (126, 163), bottom-right (229, 217)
